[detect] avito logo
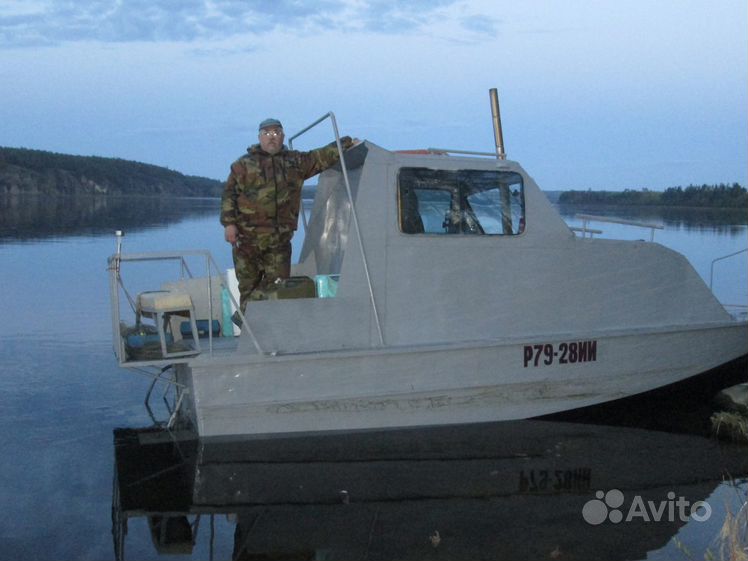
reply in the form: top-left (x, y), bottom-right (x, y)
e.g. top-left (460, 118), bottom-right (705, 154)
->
top-left (582, 489), bottom-right (712, 525)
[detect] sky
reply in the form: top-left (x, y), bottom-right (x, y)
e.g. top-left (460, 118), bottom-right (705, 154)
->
top-left (0, 0), bottom-right (746, 190)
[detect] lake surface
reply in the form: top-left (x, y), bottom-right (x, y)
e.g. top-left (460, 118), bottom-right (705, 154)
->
top-left (0, 195), bottom-right (746, 560)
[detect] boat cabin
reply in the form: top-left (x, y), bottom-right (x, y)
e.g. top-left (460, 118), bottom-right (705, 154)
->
top-left (239, 140), bottom-right (728, 355)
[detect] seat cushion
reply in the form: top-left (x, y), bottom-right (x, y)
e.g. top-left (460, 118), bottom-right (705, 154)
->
top-left (137, 290), bottom-right (193, 312)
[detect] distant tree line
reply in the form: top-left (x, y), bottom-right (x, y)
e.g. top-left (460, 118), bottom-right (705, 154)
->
top-left (0, 146), bottom-right (223, 197)
top-left (558, 184), bottom-right (747, 208)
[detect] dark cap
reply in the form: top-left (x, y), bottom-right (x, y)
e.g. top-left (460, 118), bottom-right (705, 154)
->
top-left (259, 118), bottom-right (283, 131)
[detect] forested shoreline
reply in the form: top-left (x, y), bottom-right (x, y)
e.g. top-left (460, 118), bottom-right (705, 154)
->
top-left (0, 146), bottom-right (222, 197)
top-left (558, 184), bottom-right (747, 208)
top-left (1, 146), bottom-right (746, 210)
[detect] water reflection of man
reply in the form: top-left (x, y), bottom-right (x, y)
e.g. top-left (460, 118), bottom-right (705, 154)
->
top-left (220, 118), bottom-right (356, 315)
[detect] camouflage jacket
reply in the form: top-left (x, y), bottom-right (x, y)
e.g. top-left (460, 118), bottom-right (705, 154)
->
top-left (220, 137), bottom-right (353, 234)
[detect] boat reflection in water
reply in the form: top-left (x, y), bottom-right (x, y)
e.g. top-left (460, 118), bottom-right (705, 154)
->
top-left (112, 420), bottom-right (748, 560)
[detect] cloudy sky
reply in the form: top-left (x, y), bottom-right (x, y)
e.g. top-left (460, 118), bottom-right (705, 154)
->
top-left (1, 0), bottom-right (745, 190)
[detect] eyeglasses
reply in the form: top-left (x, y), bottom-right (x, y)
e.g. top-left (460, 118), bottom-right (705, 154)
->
top-left (261, 129), bottom-right (283, 137)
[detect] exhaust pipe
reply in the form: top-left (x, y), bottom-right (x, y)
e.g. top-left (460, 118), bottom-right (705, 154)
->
top-left (490, 89), bottom-right (512, 233)
top-left (489, 88), bottom-right (506, 160)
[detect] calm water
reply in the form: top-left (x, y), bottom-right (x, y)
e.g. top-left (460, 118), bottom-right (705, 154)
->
top-left (0, 195), bottom-right (746, 560)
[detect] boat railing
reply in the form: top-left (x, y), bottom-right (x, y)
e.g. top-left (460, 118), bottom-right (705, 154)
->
top-left (424, 148), bottom-right (498, 158)
top-left (574, 214), bottom-right (665, 241)
top-left (710, 248), bottom-right (747, 290)
top-left (710, 248), bottom-right (748, 319)
top-left (569, 226), bottom-right (603, 236)
top-left (108, 244), bottom-right (262, 366)
top-left (288, 112), bottom-right (385, 346)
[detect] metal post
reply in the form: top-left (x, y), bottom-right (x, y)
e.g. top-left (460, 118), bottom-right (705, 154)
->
top-left (115, 230), bottom-right (124, 273)
top-left (490, 89), bottom-right (512, 232)
top-left (329, 113), bottom-right (385, 346)
top-left (289, 112), bottom-right (385, 347)
top-left (206, 255), bottom-right (213, 354)
top-left (489, 88), bottom-right (506, 160)
top-left (111, 231), bottom-right (125, 362)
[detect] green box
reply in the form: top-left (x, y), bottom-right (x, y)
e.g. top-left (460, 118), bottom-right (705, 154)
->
top-left (265, 276), bottom-right (317, 300)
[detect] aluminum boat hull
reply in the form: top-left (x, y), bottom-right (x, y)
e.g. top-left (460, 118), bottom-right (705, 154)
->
top-left (176, 321), bottom-right (747, 438)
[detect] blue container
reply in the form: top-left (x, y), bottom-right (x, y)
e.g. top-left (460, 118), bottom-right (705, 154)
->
top-left (221, 287), bottom-right (234, 337)
top-left (180, 319), bottom-right (221, 338)
top-left (314, 274), bottom-right (339, 298)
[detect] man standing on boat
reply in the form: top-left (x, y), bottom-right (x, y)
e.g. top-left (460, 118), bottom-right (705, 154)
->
top-left (221, 118), bottom-right (356, 314)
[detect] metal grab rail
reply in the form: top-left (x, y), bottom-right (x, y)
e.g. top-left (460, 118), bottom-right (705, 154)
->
top-left (424, 147), bottom-right (497, 158)
top-left (575, 214), bottom-right (664, 241)
top-left (710, 248), bottom-right (748, 290)
top-left (569, 226), bottom-right (603, 237)
top-left (288, 112), bottom-right (385, 347)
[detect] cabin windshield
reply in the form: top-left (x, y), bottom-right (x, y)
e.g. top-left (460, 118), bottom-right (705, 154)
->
top-left (398, 168), bottom-right (525, 235)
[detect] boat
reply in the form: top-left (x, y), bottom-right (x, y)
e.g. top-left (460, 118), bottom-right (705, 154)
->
top-left (111, 420), bottom-right (748, 560)
top-left (107, 90), bottom-right (748, 438)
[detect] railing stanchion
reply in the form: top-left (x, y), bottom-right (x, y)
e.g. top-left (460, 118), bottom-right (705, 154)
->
top-left (575, 214), bottom-right (664, 241)
top-left (710, 248), bottom-right (748, 290)
top-left (289, 113), bottom-right (385, 347)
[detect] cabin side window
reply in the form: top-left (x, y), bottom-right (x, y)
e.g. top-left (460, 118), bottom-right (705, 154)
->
top-left (398, 168), bottom-right (525, 235)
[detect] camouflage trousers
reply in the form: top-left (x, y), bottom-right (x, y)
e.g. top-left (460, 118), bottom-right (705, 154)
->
top-left (232, 230), bottom-right (293, 311)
